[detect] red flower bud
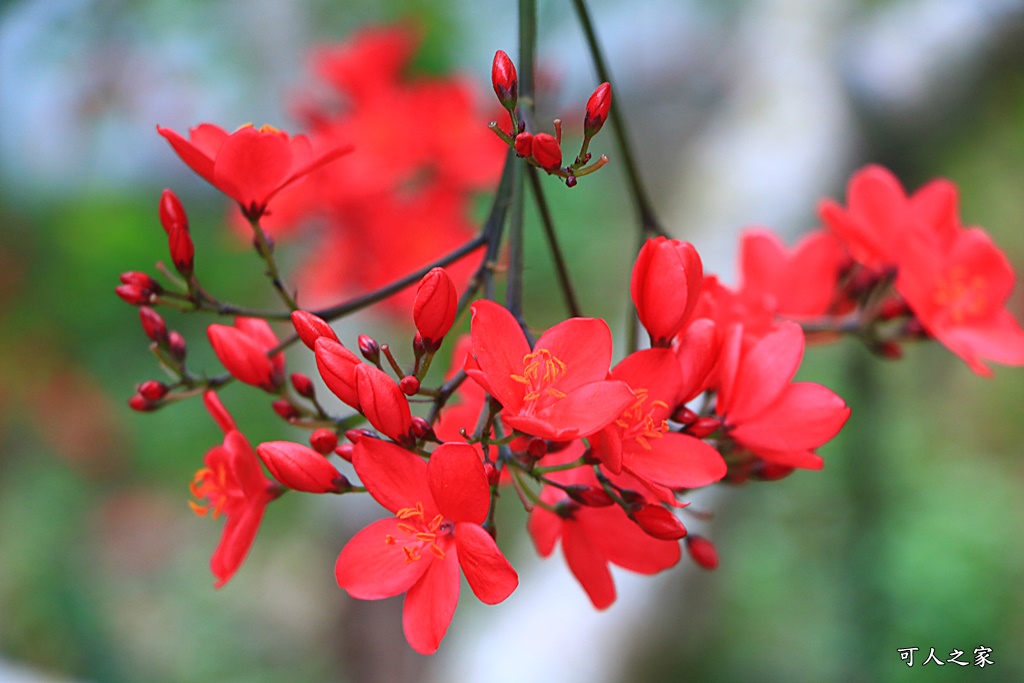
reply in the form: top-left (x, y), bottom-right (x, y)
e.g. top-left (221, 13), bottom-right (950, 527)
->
top-left (128, 394), bottom-right (158, 412)
top-left (120, 271), bottom-right (161, 291)
top-left (872, 340), bottom-right (903, 360)
top-left (291, 310), bottom-right (339, 351)
top-left (290, 372), bottom-right (315, 398)
top-left (565, 485), bottom-right (614, 507)
top-left (483, 461), bottom-right (500, 487)
top-left (526, 437), bottom-right (548, 459)
top-left (584, 82), bottom-right (612, 138)
top-left (138, 306), bottom-right (168, 343)
top-left (491, 49), bottom-right (518, 109)
top-left (354, 364), bottom-right (413, 444)
top-left (410, 416), bottom-right (434, 441)
top-left (207, 317), bottom-right (284, 391)
top-left (514, 132), bottom-right (534, 157)
top-left (400, 375), bottom-right (420, 395)
top-left (168, 224), bottom-right (195, 277)
top-left (345, 428), bottom-right (377, 444)
top-left (633, 504), bottom-right (688, 540)
top-left (138, 380), bottom-right (169, 401)
top-left (257, 441), bottom-right (345, 493)
top-left (334, 443), bottom-right (354, 462)
top-left (168, 330), bottom-right (187, 360)
top-left (271, 399), bottom-right (299, 421)
top-left (357, 334), bottom-right (380, 363)
top-left (309, 428), bottom-right (339, 455)
top-left (413, 267), bottom-right (457, 347)
top-left (531, 133), bottom-right (562, 172)
top-left (631, 237), bottom-right (704, 345)
top-left (672, 406), bottom-right (698, 425)
top-left (115, 284), bottom-right (153, 306)
top-left (685, 535), bottom-right (719, 570)
top-left (159, 188), bottom-right (188, 235)
top-left (751, 460), bottom-right (795, 482)
top-left (315, 338), bottom-right (361, 410)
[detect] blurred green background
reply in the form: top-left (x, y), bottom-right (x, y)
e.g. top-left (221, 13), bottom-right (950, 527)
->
top-left (1, 0), bottom-right (1022, 682)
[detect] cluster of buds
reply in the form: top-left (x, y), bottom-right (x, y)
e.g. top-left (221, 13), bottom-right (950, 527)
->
top-left (489, 50), bottom-right (610, 187)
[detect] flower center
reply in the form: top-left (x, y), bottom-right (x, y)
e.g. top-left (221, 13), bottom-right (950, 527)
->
top-left (510, 349), bottom-right (568, 404)
top-left (934, 266), bottom-right (988, 324)
top-left (384, 501), bottom-right (449, 564)
top-left (613, 388), bottom-right (669, 450)
top-left (189, 464), bottom-right (229, 518)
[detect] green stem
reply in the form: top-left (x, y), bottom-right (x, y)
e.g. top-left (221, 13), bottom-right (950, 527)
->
top-left (249, 216), bottom-right (299, 311)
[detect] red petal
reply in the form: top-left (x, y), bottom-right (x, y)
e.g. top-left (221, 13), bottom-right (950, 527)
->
top-left (934, 310), bottom-right (1024, 375)
top-left (726, 322), bottom-right (804, 423)
top-left (427, 443), bottom-right (490, 524)
top-left (610, 347), bottom-right (682, 411)
top-left (470, 300), bottom-right (530, 412)
top-left (535, 379), bottom-right (636, 438)
top-left (402, 553), bottom-right (460, 655)
top-left (454, 522), bottom-right (518, 604)
top-left (335, 518), bottom-right (432, 599)
top-left (223, 430), bottom-right (269, 498)
top-left (315, 338), bottom-right (361, 409)
top-left (527, 491), bottom-right (563, 557)
top-left (563, 518), bottom-right (615, 609)
top-left (213, 126), bottom-right (293, 209)
top-left (534, 317), bottom-right (615, 393)
top-left (203, 390), bottom-right (237, 434)
top-left (207, 324), bottom-right (276, 389)
top-left (353, 439), bottom-right (434, 515)
top-left (622, 432), bottom-right (726, 489)
top-left (210, 502), bottom-right (265, 588)
top-left (583, 504), bottom-right (681, 574)
top-left (730, 381), bottom-right (849, 453)
top-left (355, 364), bottom-right (413, 442)
top-left (157, 124), bottom-right (223, 186)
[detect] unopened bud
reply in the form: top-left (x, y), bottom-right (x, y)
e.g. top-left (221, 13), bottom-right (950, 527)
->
top-left (309, 428), bottom-right (339, 455)
top-left (633, 504), bottom-right (688, 540)
top-left (565, 485), bottom-right (614, 507)
top-left (672, 406), bottom-right (698, 425)
top-left (138, 380), bottom-right (169, 401)
top-left (345, 428), bottom-right (378, 444)
top-left (167, 331), bottom-right (187, 360)
top-left (413, 267), bottom-right (457, 348)
top-left (526, 437), bottom-right (548, 459)
top-left (291, 372), bottom-right (315, 398)
top-left (120, 271), bottom-right (161, 292)
top-left (115, 284), bottom-right (154, 306)
top-left (334, 443), bottom-right (354, 462)
top-left (138, 306), bottom-right (167, 343)
top-left (400, 376), bottom-right (420, 396)
top-left (128, 393), bottom-right (158, 412)
top-left (491, 50), bottom-right (518, 110)
top-left (410, 416), bottom-right (434, 441)
top-left (257, 441), bottom-right (345, 494)
top-left (685, 535), bottom-right (719, 570)
top-left (531, 133), bottom-right (562, 172)
top-left (584, 82), bottom-right (612, 138)
top-left (291, 310), bottom-right (339, 351)
top-left (158, 188), bottom-right (188, 234)
top-left (751, 460), bottom-right (795, 482)
top-left (272, 399), bottom-right (299, 421)
top-left (483, 461), bottom-right (500, 487)
top-left (872, 340), bottom-right (903, 360)
top-left (514, 132), bottom-right (534, 157)
top-left (357, 334), bottom-right (380, 363)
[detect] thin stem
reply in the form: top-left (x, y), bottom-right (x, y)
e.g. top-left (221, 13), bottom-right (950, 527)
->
top-left (570, 0), bottom-right (665, 239)
top-left (249, 216), bottom-right (299, 310)
top-left (526, 165), bottom-right (582, 317)
top-left (506, 154), bottom-right (526, 321)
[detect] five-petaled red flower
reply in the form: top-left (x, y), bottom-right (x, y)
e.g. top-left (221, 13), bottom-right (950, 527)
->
top-left (336, 439), bottom-right (518, 654)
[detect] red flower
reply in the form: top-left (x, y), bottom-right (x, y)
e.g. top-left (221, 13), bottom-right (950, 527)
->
top-left (527, 444), bottom-right (680, 609)
top-left (491, 49), bottom-right (518, 109)
top-left (336, 440), bottom-right (518, 654)
top-left (818, 164), bottom-right (959, 270)
top-left (207, 317), bottom-right (284, 391)
top-left (631, 237), bottom-right (704, 346)
top-left (189, 391), bottom-right (277, 587)
top-left (584, 82), bottom-right (611, 138)
top-left (156, 123), bottom-right (351, 219)
top-left (715, 323), bottom-right (850, 469)
top-left (896, 227), bottom-right (1024, 376)
top-left (466, 300), bottom-right (634, 441)
top-left (738, 228), bottom-right (847, 319)
top-left (589, 348), bottom-right (726, 503)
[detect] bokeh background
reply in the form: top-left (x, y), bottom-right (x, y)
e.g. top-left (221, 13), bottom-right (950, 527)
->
top-left (2, 0), bottom-right (1023, 681)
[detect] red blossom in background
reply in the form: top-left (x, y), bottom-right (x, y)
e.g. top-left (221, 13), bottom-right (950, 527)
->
top-left (336, 439), bottom-right (517, 654)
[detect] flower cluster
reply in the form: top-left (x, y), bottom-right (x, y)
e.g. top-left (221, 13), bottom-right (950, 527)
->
top-left (116, 21), bottom-right (1024, 656)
